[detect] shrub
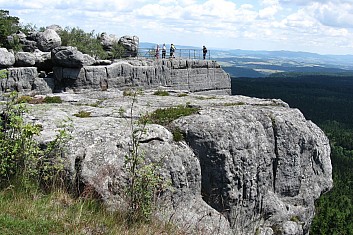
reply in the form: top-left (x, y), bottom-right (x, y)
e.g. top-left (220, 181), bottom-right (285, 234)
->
top-left (0, 93), bottom-right (41, 184)
top-left (16, 95), bottom-right (33, 103)
top-left (0, 92), bottom-right (68, 190)
top-left (123, 92), bottom-right (165, 223)
top-left (140, 105), bottom-right (199, 126)
top-left (123, 89), bottom-right (143, 97)
top-left (153, 90), bottom-right (170, 96)
top-left (59, 27), bottom-right (108, 59)
top-left (171, 127), bottom-right (184, 142)
top-left (111, 41), bottom-right (125, 59)
top-left (0, 69), bottom-right (7, 79)
top-left (43, 96), bottom-right (62, 104)
top-left (73, 110), bottom-right (91, 118)
top-left (0, 10), bottom-right (20, 48)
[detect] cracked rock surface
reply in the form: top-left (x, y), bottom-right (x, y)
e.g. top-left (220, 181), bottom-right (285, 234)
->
top-left (24, 89), bottom-right (332, 235)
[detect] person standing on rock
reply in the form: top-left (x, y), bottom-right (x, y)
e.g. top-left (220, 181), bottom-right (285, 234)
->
top-left (155, 44), bottom-right (160, 59)
top-left (203, 45), bottom-right (207, 60)
top-left (162, 43), bottom-right (166, 59)
top-left (170, 43), bottom-right (176, 58)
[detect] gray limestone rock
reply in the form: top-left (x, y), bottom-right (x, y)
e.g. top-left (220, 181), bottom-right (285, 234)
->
top-left (119, 35), bottom-right (139, 57)
top-left (100, 32), bottom-right (119, 50)
top-left (172, 105), bottom-right (332, 235)
top-left (0, 48), bottom-right (15, 68)
top-left (53, 59), bottom-right (231, 94)
top-left (37, 29), bottom-right (62, 52)
top-left (51, 46), bottom-right (95, 68)
top-left (15, 52), bottom-right (36, 67)
top-left (33, 49), bottom-right (52, 72)
top-left (25, 91), bottom-right (332, 235)
top-left (1, 67), bottom-right (38, 92)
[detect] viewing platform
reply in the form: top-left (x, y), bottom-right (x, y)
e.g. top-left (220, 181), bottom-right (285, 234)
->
top-left (137, 48), bottom-right (212, 60)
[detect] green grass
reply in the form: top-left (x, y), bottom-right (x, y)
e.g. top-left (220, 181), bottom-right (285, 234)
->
top-left (0, 186), bottom-right (183, 235)
top-left (153, 90), bottom-right (170, 96)
top-left (74, 110), bottom-right (92, 118)
top-left (43, 96), bottom-right (63, 104)
top-left (140, 105), bottom-right (199, 126)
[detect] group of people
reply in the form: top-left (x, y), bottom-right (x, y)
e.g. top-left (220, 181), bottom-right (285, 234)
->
top-left (154, 44), bottom-right (208, 60)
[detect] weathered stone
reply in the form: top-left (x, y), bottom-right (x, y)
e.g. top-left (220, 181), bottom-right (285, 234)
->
top-left (26, 91), bottom-right (332, 235)
top-left (119, 35), bottom-right (139, 57)
top-left (2, 67), bottom-right (38, 92)
top-left (53, 59), bottom-right (231, 93)
top-left (21, 39), bottom-right (38, 52)
top-left (33, 49), bottom-right (52, 72)
top-left (15, 52), bottom-right (36, 67)
top-left (32, 76), bottom-right (55, 95)
top-left (100, 32), bottom-right (119, 50)
top-left (37, 29), bottom-right (62, 52)
top-left (52, 46), bottom-right (95, 68)
top-left (94, 60), bottom-right (112, 66)
top-left (173, 105), bottom-right (332, 235)
top-left (0, 48), bottom-right (15, 68)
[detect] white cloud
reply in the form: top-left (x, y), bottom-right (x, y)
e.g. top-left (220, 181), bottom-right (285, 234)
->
top-left (2, 0), bottom-right (353, 54)
top-left (311, 2), bottom-right (353, 28)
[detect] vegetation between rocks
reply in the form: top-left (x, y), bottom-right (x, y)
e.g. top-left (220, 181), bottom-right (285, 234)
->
top-left (121, 91), bottom-right (167, 223)
top-left (140, 105), bottom-right (199, 126)
top-left (74, 110), bottom-right (92, 118)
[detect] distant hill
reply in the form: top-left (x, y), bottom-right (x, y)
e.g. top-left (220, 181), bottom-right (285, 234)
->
top-left (140, 42), bottom-right (353, 77)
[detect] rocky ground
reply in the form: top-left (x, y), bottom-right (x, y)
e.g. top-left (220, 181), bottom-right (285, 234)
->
top-left (18, 88), bottom-right (332, 235)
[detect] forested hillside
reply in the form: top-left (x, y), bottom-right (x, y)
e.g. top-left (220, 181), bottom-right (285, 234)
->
top-left (232, 74), bottom-right (353, 234)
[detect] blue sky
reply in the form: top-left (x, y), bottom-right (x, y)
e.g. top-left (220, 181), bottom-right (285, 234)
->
top-left (2, 0), bottom-right (353, 55)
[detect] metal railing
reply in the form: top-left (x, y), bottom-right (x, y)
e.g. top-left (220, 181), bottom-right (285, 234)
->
top-left (137, 48), bottom-right (211, 60)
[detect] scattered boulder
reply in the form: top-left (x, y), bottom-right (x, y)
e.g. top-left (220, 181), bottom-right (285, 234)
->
top-left (0, 48), bottom-right (15, 68)
top-left (37, 29), bottom-right (62, 52)
top-left (100, 32), bottom-right (119, 51)
top-left (119, 35), bottom-right (139, 57)
top-left (51, 46), bottom-right (95, 68)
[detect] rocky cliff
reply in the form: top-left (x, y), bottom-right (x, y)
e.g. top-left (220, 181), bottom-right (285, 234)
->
top-left (53, 59), bottom-right (230, 94)
top-left (1, 49), bottom-right (230, 95)
top-left (24, 89), bottom-right (332, 235)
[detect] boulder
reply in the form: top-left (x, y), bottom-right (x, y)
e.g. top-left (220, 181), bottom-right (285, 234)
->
top-left (100, 32), bottom-right (119, 50)
top-left (37, 29), bottom-right (62, 52)
top-left (15, 52), bottom-right (36, 67)
top-left (0, 48), bottom-right (15, 68)
top-left (51, 46), bottom-right (95, 68)
top-left (118, 35), bottom-right (139, 57)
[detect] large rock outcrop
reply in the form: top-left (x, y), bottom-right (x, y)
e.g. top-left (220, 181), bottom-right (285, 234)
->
top-left (53, 59), bottom-right (231, 94)
top-left (25, 90), bottom-right (332, 235)
top-left (0, 57), bottom-right (231, 96)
